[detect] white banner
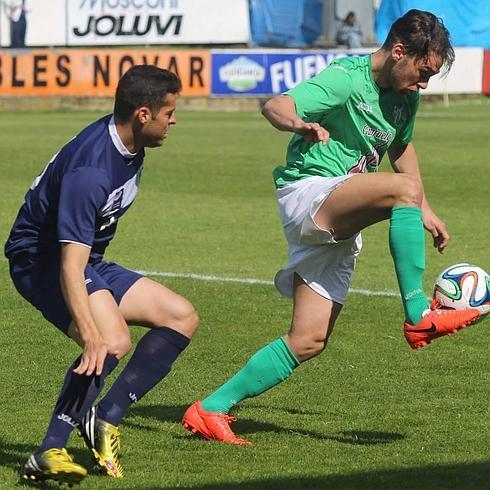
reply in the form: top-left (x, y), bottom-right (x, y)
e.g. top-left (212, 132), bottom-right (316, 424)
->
top-left (67, 0), bottom-right (250, 46)
top-left (1, 0), bottom-right (250, 47)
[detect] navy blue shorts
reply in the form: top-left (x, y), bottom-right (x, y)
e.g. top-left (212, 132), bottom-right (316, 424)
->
top-left (9, 254), bottom-right (143, 335)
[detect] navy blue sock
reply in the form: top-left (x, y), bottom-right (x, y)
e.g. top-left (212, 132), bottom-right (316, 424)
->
top-left (38, 355), bottom-right (119, 453)
top-left (97, 327), bottom-right (190, 426)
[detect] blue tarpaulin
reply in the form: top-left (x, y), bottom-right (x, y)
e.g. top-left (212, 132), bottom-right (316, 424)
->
top-left (375, 0), bottom-right (490, 48)
top-left (249, 0), bottom-right (323, 47)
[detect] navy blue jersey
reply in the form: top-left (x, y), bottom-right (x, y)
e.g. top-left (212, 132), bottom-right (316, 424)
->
top-left (5, 115), bottom-right (145, 263)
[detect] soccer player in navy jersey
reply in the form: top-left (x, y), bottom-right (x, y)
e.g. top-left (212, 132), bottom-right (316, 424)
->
top-left (5, 65), bottom-right (198, 484)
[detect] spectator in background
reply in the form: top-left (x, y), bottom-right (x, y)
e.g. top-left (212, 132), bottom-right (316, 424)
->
top-left (3, 0), bottom-right (27, 48)
top-left (336, 11), bottom-right (362, 49)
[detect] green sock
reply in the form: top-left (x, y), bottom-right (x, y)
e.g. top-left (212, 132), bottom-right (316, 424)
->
top-left (201, 337), bottom-right (300, 414)
top-left (389, 206), bottom-right (429, 324)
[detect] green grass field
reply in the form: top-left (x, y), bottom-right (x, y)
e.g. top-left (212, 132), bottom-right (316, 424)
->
top-left (0, 98), bottom-right (489, 489)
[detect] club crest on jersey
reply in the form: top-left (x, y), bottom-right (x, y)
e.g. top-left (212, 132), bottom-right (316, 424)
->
top-left (393, 105), bottom-right (404, 124)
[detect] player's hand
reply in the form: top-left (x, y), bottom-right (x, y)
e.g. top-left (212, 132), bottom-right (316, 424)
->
top-left (73, 333), bottom-right (108, 376)
top-left (422, 208), bottom-right (449, 254)
top-left (293, 120), bottom-right (330, 145)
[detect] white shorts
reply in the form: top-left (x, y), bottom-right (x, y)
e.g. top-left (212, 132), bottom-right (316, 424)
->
top-left (274, 175), bottom-right (362, 304)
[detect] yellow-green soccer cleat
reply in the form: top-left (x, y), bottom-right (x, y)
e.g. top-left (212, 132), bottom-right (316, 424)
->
top-left (21, 448), bottom-right (87, 485)
top-left (79, 406), bottom-right (123, 478)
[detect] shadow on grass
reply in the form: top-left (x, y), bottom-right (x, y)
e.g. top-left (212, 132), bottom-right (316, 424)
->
top-left (1, 432), bottom-right (488, 489)
top-left (146, 462), bottom-right (490, 490)
top-left (126, 404), bottom-right (404, 445)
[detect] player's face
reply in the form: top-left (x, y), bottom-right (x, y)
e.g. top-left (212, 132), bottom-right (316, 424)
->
top-left (141, 93), bottom-right (177, 147)
top-left (389, 48), bottom-right (442, 94)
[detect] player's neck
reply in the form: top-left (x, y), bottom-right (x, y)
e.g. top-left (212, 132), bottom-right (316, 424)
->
top-left (370, 49), bottom-right (392, 90)
top-left (114, 119), bottom-right (140, 153)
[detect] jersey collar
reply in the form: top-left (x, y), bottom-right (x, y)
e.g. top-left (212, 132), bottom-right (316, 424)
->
top-left (108, 115), bottom-right (138, 163)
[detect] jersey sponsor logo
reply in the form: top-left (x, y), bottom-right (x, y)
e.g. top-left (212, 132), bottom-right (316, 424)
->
top-left (128, 392), bottom-right (138, 402)
top-left (362, 125), bottom-right (393, 144)
top-left (357, 102), bottom-right (372, 113)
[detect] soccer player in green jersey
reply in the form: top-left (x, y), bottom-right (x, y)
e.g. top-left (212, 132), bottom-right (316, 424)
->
top-left (182, 9), bottom-right (488, 445)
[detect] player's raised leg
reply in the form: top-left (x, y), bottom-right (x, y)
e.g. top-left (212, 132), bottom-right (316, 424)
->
top-left (79, 277), bottom-right (198, 476)
top-left (314, 172), bottom-right (482, 348)
top-left (22, 289), bottom-right (130, 484)
top-left (182, 274), bottom-right (341, 445)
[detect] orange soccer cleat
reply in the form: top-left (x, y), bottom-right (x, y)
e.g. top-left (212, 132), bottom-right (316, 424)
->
top-left (404, 301), bottom-right (483, 349)
top-left (182, 401), bottom-right (252, 446)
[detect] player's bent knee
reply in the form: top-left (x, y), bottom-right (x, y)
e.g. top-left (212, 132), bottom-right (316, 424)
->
top-left (107, 337), bottom-right (132, 359)
top-left (174, 304), bottom-right (199, 338)
top-left (160, 297), bottom-right (199, 338)
top-left (394, 174), bottom-right (423, 207)
top-left (288, 334), bottom-right (328, 361)
top-left (105, 329), bottom-right (132, 359)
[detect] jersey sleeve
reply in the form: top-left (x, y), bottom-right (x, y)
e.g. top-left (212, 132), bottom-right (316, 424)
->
top-left (395, 92), bottom-right (420, 145)
top-left (285, 65), bottom-right (353, 120)
top-left (57, 167), bottom-right (109, 248)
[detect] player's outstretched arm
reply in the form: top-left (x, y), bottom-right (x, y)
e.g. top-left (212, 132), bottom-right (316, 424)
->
top-left (261, 95), bottom-right (329, 144)
top-left (60, 243), bottom-right (108, 376)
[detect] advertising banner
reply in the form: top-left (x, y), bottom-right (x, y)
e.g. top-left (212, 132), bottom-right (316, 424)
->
top-left (212, 48), bottom-right (485, 96)
top-left (67, 0), bottom-right (250, 46)
top-left (0, 49), bottom-right (210, 96)
top-left (0, 0), bottom-right (250, 47)
top-left (211, 49), bottom-right (372, 96)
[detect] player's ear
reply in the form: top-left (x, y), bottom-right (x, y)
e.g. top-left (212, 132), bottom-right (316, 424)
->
top-left (135, 107), bottom-right (152, 125)
top-left (391, 43), bottom-right (405, 61)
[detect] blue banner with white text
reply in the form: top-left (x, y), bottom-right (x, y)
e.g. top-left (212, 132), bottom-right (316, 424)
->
top-left (211, 50), bottom-right (372, 96)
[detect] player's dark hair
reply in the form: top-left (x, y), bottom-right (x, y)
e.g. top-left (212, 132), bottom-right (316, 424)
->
top-left (114, 65), bottom-right (182, 122)
top-left (382, 9), bottom-right (455, 74)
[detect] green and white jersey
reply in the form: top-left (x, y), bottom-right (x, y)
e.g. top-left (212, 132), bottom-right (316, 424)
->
top-left (273, 55), bottom-right (420, 188)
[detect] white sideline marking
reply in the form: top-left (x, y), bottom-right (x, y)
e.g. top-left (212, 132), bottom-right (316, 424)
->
top-left (135, 269), bottom-right (401, 298)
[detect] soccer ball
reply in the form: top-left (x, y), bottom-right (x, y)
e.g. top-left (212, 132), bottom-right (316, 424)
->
top-left (433, 263), bottom-right (490, 310)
